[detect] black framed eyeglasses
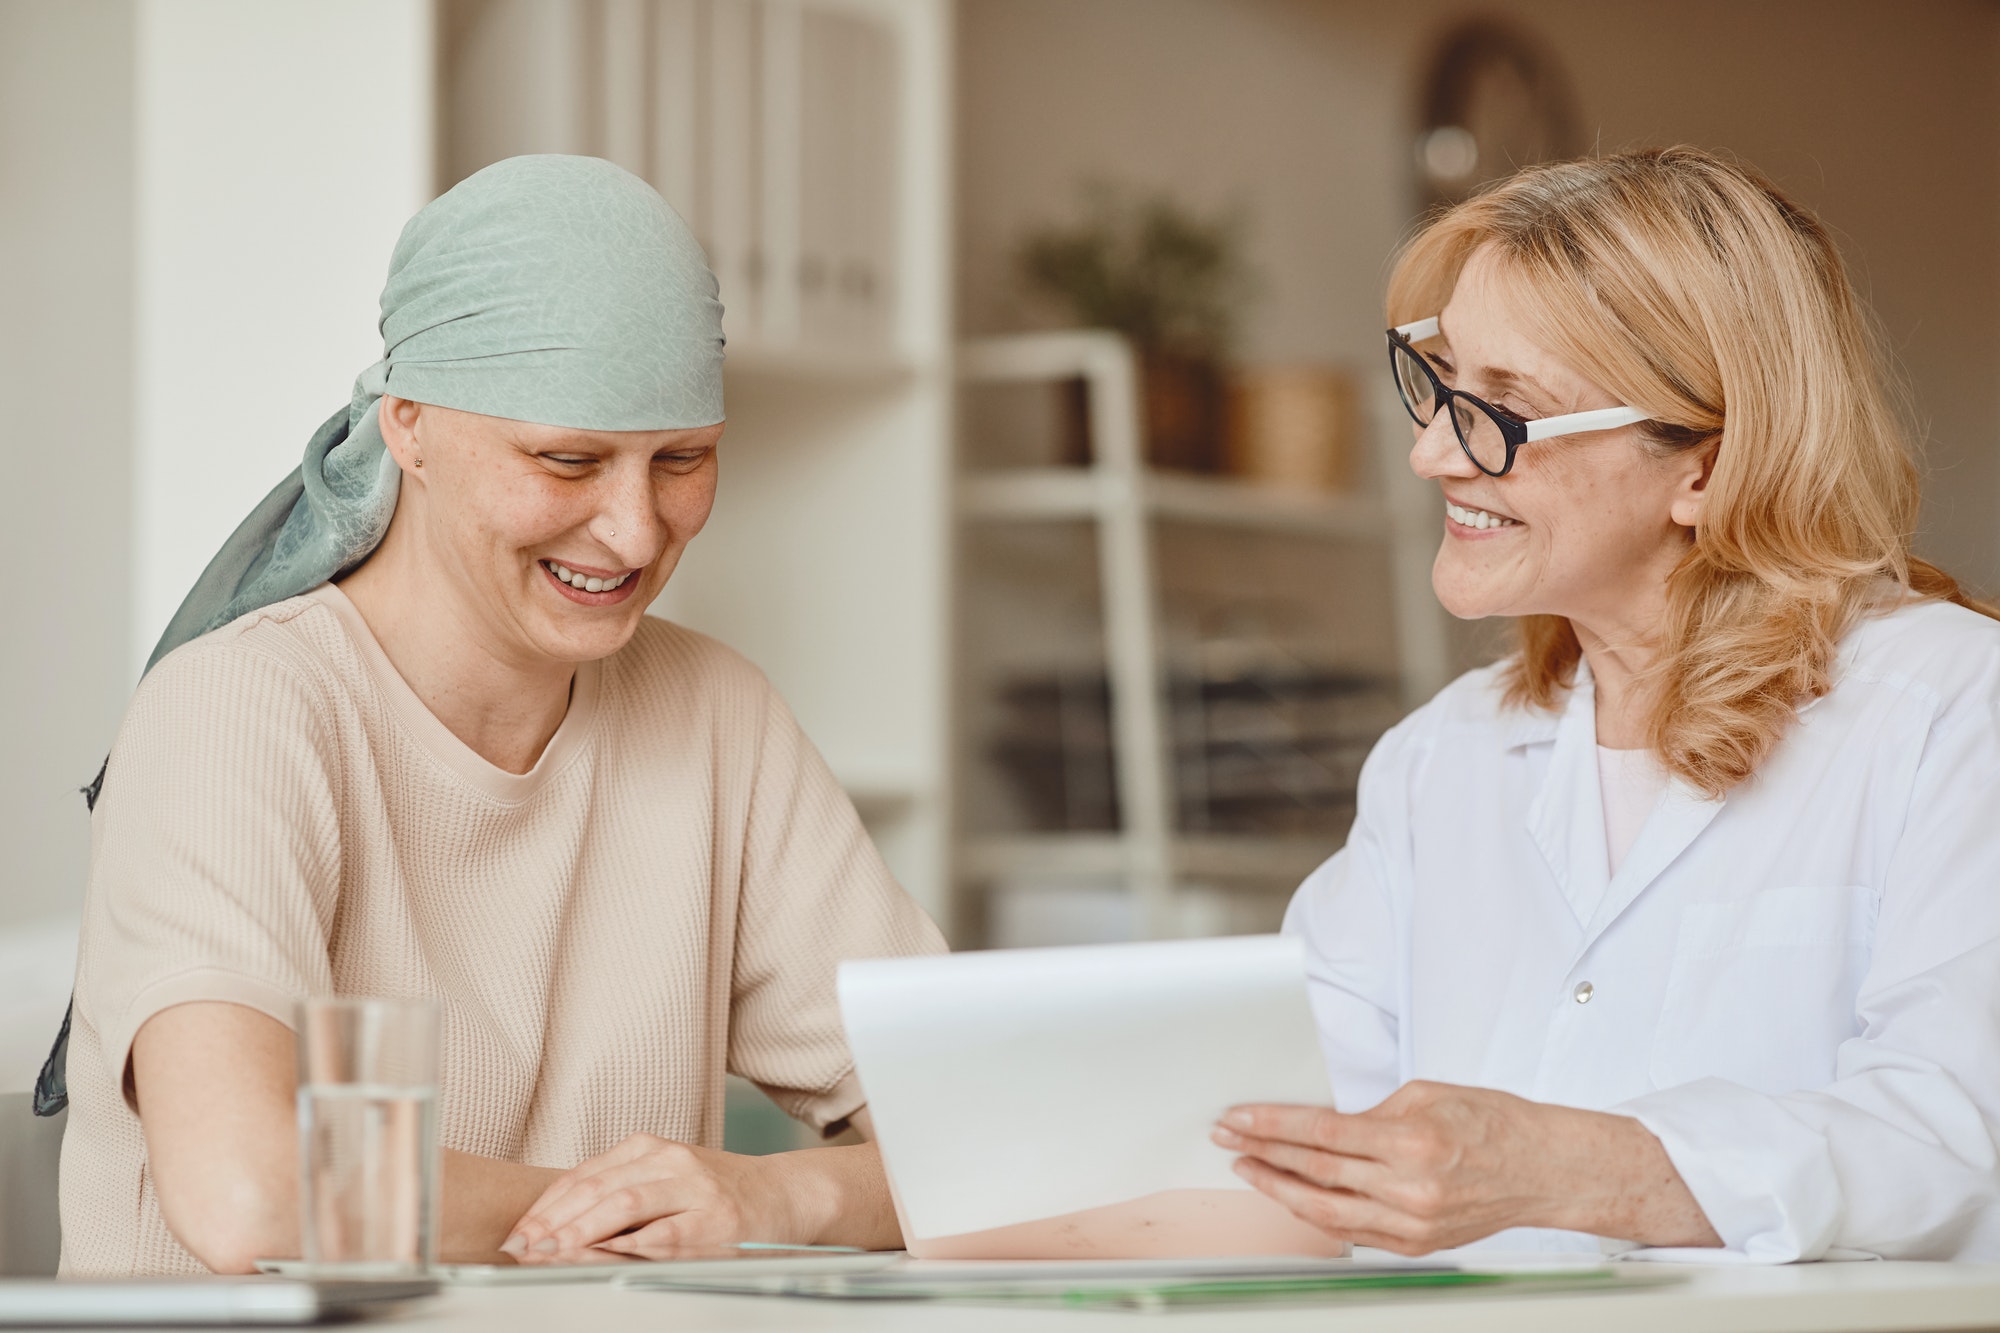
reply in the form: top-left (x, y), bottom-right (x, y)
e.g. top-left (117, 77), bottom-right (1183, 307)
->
top-left (1387, 317), bottom-right (1650, 477)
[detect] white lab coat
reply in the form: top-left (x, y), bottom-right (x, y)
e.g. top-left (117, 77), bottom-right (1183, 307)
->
top-left (1284, 597), bottom-right (2000, 1261)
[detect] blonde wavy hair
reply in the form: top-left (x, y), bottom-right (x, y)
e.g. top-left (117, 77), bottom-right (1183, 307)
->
top-left (1388, 146), bottom-right (1995, 796)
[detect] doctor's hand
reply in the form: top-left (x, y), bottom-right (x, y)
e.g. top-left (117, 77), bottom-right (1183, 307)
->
top-left (1213, 1081), bottom-right (1721, 1255)
top-left (500, 1132), bottom-right (903, 1260)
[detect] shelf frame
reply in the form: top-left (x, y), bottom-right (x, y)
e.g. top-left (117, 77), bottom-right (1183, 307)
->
top-left (957, 467), bottom-right (1392, 540)
top-left (953, 329), bottom-right (1447, 944)
top-left (958, 331), bottom-right (1178, 936)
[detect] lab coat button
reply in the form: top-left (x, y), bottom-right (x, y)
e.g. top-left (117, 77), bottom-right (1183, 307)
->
top-left (1572, 981), bottom-right (1595, 1004)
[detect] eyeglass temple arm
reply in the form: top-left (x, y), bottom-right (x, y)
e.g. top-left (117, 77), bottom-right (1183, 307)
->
top-left (1393, 317), bottom-right (1440, 341)
top-left (1523, 406), bottom-right (1650, 441)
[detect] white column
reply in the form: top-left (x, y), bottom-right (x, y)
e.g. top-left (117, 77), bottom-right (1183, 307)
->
top-left (0, 0), bottom-right (136, 931)
top-left (132, 0), bottom-right (434, 673)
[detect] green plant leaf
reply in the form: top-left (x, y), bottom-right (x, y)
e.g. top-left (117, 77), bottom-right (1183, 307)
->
top-left (1015, 181), bottom-right (1255, 359)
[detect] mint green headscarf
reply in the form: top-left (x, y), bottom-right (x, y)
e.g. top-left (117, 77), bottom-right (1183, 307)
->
top-left (144, 153), bottom-right (725, 672)
top-left (36, 155), bottom-right (723, 1117)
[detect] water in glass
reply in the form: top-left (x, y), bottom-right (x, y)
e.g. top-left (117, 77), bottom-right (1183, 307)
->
top-left (295, 996), bottom-right (441, 1274)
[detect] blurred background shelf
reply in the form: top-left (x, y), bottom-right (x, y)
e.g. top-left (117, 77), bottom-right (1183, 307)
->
top-left (961, 832), bottom-right (1334, 885)
top-left (958, 468), bottom-right (1392, 540)
top-left (951, 330), bottom-right (1444, 944)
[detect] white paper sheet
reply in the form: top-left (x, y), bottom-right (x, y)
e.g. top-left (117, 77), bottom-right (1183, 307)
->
top-left (838, 934), bottom-right (1333, 1240)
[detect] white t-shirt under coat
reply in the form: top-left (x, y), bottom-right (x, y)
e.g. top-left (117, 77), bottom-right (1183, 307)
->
top-left (1598, 745), bottom-right (1667, 879)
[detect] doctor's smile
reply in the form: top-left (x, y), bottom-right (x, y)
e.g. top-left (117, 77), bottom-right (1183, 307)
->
top-left (1441, 497), bottom-right (1522, 533)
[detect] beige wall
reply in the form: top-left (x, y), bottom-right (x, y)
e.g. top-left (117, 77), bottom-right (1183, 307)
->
top-left (958, 0), bottom-right (2000, 591)
top-left (0, 0), bottom-right (135, 929)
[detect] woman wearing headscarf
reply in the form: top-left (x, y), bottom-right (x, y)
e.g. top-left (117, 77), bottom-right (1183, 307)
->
top-left (1214, 148), bottom-right (2000, 1261)
top-left (52, 155), bottom-right (943, 1276)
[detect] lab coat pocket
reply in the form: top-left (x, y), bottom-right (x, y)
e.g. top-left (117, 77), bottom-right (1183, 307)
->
top-left (1648, 884), bottom-right (1877, 1096)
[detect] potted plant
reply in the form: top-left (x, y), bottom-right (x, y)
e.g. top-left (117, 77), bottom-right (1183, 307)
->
top-left (1017, 183), bottom-right (1253, 472)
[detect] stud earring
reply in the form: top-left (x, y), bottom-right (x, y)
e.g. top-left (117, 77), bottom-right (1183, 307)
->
top-left (413, 455), bottom-right (423, 468)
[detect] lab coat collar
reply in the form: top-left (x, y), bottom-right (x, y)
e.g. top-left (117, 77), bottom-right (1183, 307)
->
top-left (1524, 663), bottom-right (1612, 925)
top-left (1502, 703), bottom-right (1563, 750)
top-left (1519, 659), bottom-right (1726, 941)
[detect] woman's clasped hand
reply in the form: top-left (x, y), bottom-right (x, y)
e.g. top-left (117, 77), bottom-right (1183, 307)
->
top-left (500, 1132), bottom-right (895, 1261)
top-left (1214, 1085), bottom-right (1721, 1256)
top-left (501, 1135), bottom-right (792, 1259)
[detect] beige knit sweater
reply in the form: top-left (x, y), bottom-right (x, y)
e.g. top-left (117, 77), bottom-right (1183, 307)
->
top-left (59, 584), bottom-right (944, 1276)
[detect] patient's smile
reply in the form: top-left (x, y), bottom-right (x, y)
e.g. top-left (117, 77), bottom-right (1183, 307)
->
top-left (540, 559), bottom-right (632, 593)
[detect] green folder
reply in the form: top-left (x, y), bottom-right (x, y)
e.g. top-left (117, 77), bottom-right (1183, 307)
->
top-left (620, 1261), bottom-right (1677, 1310)
top-left (1054, 1268), bottom-right (1637, 1311)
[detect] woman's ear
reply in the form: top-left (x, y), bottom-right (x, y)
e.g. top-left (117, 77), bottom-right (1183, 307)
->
top-left (1668, 439), bottom-right (1720, 529)
top-left (376, 395), bottom-right (426, 477)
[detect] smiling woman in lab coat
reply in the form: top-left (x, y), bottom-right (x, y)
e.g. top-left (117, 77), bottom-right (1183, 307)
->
top-left (1213, 147), bottom-right (2000, 1262)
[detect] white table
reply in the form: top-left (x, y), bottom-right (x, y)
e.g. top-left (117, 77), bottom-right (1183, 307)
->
top-left (185, 1260), bottom-right (2000, 1332)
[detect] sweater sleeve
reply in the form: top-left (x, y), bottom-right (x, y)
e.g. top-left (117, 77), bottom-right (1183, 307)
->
top-left (75, 636), bottom-right (343, 1100)
top-left (727, 681), bottom-right (945, 1134)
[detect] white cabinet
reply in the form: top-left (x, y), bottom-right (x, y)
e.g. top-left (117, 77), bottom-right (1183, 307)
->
top-left (793, 3), bottom-right (898, 352)
top-left (447, 0), bottom-right (904, 366)
top-left (701, 0), bottom-right (764, 335)
top-left (711, 0), bottom-right (902, 355)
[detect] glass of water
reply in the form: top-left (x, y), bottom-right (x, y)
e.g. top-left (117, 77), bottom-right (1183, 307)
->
top-left (295, 996), bottom-right (441, 1274)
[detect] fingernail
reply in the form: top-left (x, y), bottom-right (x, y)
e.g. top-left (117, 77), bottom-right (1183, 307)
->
top-left (1224, 1109), bottom-right (1253, 1130)
top-left (1211, 1126), bottom-right (1242, 1147)
top-left (532, 1237), bottom-right (558, 1254)
top-left (1232, 1158), bottom-right (1253, 1177)
top-left (499, 1234), bottom-right (526, 1255)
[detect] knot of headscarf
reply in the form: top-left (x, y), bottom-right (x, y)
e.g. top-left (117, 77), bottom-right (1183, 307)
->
top-left (35, 155), bottom-right (724, 1116)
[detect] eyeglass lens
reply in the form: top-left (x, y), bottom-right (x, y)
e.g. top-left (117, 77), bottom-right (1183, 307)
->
top-left (1392, 340), bottom-right (1511, 474)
